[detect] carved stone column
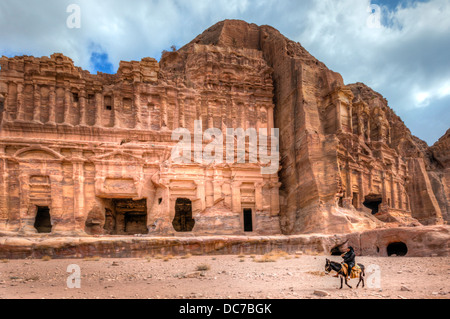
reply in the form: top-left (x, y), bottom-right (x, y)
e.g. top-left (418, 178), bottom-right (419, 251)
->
top-left (64, 86), bottom-right (71, 124)
top-left (178, 97), bottom-right (185, 128)
top-left (390, 174), bottom-right (395, 208)
top-left (16, 82), bottom-right (24, 121)
top-left (270, 182), bottom-right (281, 216)
top-left (133, 87), bottom-right (141, 129)
top-left (195, 180), bottom-right (206, 211)
top-left (32, 84), bottom-right (41, 122)
top-left (267, 105), bottom-right (274, 133)
top-left (48, 86), bottom-right (56, 124)
top-left (255, 181), bottom-right (264, 211)
top-left (231, 181), bottom-right (242, 214)
top-left (205, 173), bottom-right (214, 208)
top-left (78, 90), bottom-right (86, 126)
top-left (18, 172), bottom-right (30, 229)
top-left (161, 96), bottom-right (168, 129)
top-left (335, 100), bottom-right (342, 132)
top-left (94, 92), bottom-right (102, 127)
top-left (72, 159), bottom-right (85, 230)
top-left (207, 101), bottom-right (213, 129)
top-left (0, 148), bottom-right (9, 228)
top-left (49, 174), bottom-right (64, 232)
top-left (348, 105), bottom-right (353, 133)
top-left (112, 92), bottom-right (120, 128)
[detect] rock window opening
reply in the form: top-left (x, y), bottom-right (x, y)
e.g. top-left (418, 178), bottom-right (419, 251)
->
top-left (172, 198), bottom-right (195, 232)
top-left (352, 192), bottom-right (359, 209)
top-left (158, 198), bottom-right (163, 205)
top-left (363, 194), bottom-right (382, 215)
top-left (338, 196), bottom-right (344, 208)
top-left (104, 95), bottom-right (112, 110)
top-left (243, 208), bottom-right (253, 232)
top-left (34, 206), bottom-right (52, 233)
top-left (387, 242), bottom-right (408, 256)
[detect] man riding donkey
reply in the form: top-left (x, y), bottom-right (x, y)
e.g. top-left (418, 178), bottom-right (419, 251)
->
top-left (326, 246), bottom-right (365, 289)
top-left (341, 246), bottom-right (356, 280)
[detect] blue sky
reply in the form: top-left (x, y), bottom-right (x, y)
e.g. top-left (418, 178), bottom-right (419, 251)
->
top-left (0, 0), bottom-right (448, 145)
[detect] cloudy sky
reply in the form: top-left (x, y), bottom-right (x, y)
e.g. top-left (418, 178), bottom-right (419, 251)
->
top-left (0, 0), bottom-right (448, 145)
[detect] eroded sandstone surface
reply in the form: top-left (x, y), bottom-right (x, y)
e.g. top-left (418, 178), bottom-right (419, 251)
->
top-left (0, 20), bottom-right (448, 243)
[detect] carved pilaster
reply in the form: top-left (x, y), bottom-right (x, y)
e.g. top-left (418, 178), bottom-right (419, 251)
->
top-left (94, 92), bottom-right (102, 127)
top-left (63, 86), bottom-right (71, 124)
top-left (72, 159), bottom-right (85, 229)
top-left (16, 82), bottom-right (24, 121)
top-left (48, 86), bottom-right (56, 124)
top-left (133, 88), bottom-right (141, 129)
top-left (255, 181), bottom-right (264, 211)
top-left (231, 181), bottom-right (242, 214)
top-left (195, 180), bottom-right (206, 211)
top-left (161, 96), bottom-right (168, 129)
top-left (269, 181), bottom-right (281, 216)
top-left (78, 90), bottom-right (86, 126)
top-left (32, 84), bottom-right (41, 122)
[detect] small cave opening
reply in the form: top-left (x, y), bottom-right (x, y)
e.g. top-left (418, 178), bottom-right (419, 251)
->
top-left (363, 194), bottom-right (382, 215)
top-left (172, 198), bottom-right (195, 232)
top-left (330, 245), bottom-right (343, 256)
top-left (387, 242), bottom-right (408, 256)
top-left (34, 206), bottom-right (52, 233)
top-left (330, 241), bottom-right (349, 256)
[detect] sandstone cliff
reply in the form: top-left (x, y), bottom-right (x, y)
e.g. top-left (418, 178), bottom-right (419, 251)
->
top-left (0, 19), bottom-right (448, 237)
top-left (178, 19), bottom-right (448, 234)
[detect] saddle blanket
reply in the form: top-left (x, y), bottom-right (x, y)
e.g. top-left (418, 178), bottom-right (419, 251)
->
top-left (342, 263), bottom-right (361, 279)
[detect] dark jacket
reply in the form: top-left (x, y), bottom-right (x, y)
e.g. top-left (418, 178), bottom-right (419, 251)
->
top-left (342, 247), bottom-right (355, 265)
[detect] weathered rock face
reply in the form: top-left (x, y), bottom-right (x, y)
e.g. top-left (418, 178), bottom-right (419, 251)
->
top-left (182, 20), bottom-right (447, 234)
top-left (429, 129), bottom-right (450, 223)
top-left (0, 47), bottom-right (280, 236)
top-left (0, 19), bottom-right (448, 238)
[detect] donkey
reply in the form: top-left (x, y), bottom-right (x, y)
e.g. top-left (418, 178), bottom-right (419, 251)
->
top-left (325, 258), bottom-right (365, 289)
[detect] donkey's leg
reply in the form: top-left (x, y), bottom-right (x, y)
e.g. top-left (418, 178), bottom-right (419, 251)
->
top-left (340, 276), bottom-right (343, 289)
top-left (345, 277), bottom-right (352, 289)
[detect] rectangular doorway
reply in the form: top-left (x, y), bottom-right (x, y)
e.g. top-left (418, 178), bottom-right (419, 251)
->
top-left (34, 206), bottom-right (52, 233)
top-left (243, 208), bottom-right (253, 232)
top-left (108, 199), bottom-right (148, 235)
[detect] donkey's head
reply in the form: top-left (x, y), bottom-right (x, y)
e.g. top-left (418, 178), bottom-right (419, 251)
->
top-left (325, 258), bottom-right (332, 274)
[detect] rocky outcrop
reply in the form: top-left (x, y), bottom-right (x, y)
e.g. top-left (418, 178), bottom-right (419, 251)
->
top-left (0, 225), bottom-right (447, 259)
top-left (0, 19), bottom-right (448, 239)
top-left (185, 20), bottom-right (447, 234)
top-left (429, 129), bottom-right (450, 223)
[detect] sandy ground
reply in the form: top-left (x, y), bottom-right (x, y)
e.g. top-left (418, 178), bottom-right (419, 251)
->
top-left (0, 254), bottom-right (449, 299)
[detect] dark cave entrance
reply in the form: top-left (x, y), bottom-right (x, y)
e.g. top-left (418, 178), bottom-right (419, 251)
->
top-left (330, 245), bottom-right (343, 256)
top-left (363, 194), bottom-right (382, 215)
top-left (243, 208), bottom-right (253, 232)
top-left (172, 198), bottom-right (195, 232)
top-left (387, 242), bottom-right (408, 256)
top-left (34, 206), bottom-right (52, 233)
top-left (104, 199), bottom-right (148, 235)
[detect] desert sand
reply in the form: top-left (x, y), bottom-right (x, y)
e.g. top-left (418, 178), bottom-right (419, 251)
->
top-left (1, 253), bottom-right (448, 299)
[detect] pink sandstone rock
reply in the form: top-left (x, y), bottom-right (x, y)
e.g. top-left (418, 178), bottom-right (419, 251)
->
top-left (0, 20), bottom-right (448, 246)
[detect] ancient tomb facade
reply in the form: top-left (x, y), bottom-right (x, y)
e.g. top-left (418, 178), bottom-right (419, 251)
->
top-left (0, 48), bottom-right (281, 236)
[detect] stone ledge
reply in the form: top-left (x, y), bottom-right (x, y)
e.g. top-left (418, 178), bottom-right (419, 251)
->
top-left (0, 225), bottom-right (448, 259)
